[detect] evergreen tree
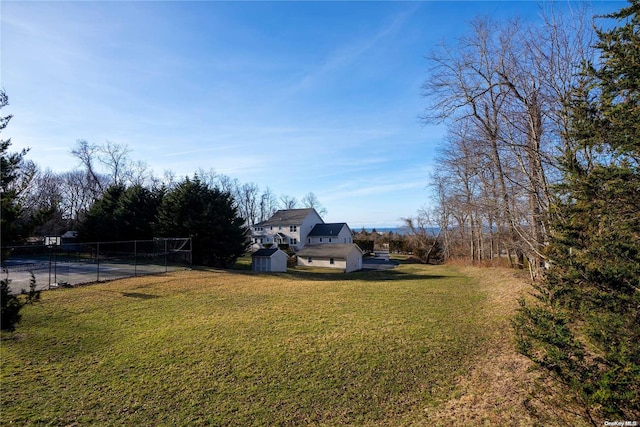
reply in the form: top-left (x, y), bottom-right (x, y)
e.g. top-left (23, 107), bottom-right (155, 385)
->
top-left (78, 184), bottom-right (163, 242)
top-left (155, 176), bottom-right (248, 268)
top-left (515, 1), bottom-right (640, 419)
top-left (1, 90), bottom-right (24, 247)
top-left (1, 279), bottom-right (22, 331)
top-left (78, 184), bottom-right (126, 242)
top-left (0, 90), bottom-right (41, 248)
top-left (114, 185), bottom-right (163, 240)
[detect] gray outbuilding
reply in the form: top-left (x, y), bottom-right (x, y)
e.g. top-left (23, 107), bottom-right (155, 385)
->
top-left (296, 243), bottom-right (363, 273)
top-left (251, 248), bottom-right (288, 272)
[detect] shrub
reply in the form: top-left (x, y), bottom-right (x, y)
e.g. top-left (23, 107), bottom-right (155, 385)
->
top-left (1, 278), bottom-right (23, 331)
top-left (1, 273), bottom-right (41, 332)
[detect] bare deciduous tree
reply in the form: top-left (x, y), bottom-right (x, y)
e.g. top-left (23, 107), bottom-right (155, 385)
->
top-left (71, 139), bottom-right (105, 194)
top-left (402, 207), bottom-right (442, 264)
top-left (421, 8), bottom-right (595, 277)
top-left (258, 187), bottom-right (278, 223)
top-left (301, 192), bottom-right (327, 217)
top-left (98, 141), bottom-right (131, 186)
top-left (279, 194), bottom-right (298, 210)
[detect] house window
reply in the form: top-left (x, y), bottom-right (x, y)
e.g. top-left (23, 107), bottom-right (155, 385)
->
top-left (290, 225), bottom-right (297, 232)
top-left (308, 238), bottom-right (311, 243)
top-left (330, 258), bottom-right (334, 264)
top-left (308, 257), bottom-right (312, 263)
top-left (320, 238), bottom-right (323, 242)
top-left (329, 238), bottom-right (332, 243)
top-left (290, 238), bottom-right (297, 244)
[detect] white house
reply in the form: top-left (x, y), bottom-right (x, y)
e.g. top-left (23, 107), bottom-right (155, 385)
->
top-left (306, 223), bottom-right (354, 245)
top-left (251, 208), bottom-right (323, 251)
top-left (251, 248), bottom-right (288, 272)
top-left (296, 244), bottom-right (363, 273)
top-left (251, 208), bottom-right (363, 272)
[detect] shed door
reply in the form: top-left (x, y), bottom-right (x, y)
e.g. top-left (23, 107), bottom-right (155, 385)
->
top-left (256, 257), bottom-right (270, 272)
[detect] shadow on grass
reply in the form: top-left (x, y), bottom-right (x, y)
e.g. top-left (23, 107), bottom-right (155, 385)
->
top-left (288, 269), bottom-right (450, 282)
top-left (225, 265), bottom-right (449, 282)
top-left (120, 292), bottom-right (160, 299)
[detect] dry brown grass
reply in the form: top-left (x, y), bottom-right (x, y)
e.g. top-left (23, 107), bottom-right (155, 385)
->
top-left (0, 265), bottom-right (489, 425)
top-left (427, 266), bottom-right (595, 426)
top-left (2, 264), bottom-right (600, 425)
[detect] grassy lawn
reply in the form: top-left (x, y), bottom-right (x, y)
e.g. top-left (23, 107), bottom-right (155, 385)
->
top-left (1, 262), bottom-right (569, 425)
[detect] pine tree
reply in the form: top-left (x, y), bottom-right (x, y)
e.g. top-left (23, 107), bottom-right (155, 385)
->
top-left (0, 90), bottom-right (29, 248)
top-left (515, 1), bottom-right (640, 419)
top-left (78, 184), bottom-right (163, 242)
top-left (155, 176), bottom-right (248, 268)
top-left (78, 184), bottom-right (126, 242)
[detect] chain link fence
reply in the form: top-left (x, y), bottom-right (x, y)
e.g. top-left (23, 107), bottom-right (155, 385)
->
top-left (2, 238), bottom-right (192, 294)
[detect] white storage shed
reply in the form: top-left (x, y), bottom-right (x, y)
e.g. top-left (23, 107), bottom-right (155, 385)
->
top-left (251, 248), bottom-right (288, 273)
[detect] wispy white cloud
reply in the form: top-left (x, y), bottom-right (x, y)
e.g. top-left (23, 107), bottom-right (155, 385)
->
top-left (2, 1), bottom-right (459, 227)
top-left (163, 145), bottom-right (238, 158)
top-left (286, 4), bottom-right (421, 94)
top-left (320, 161), bottom-right (433, 200)
top-left (330, 181), bottom-right (425, 199)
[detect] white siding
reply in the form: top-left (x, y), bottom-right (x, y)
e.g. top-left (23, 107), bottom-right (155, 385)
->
top-left (299, 211), bottom-right (324, 249)
top-left (307, 226), bottom-right (352, 245)
top-left (296, 246), bottom-right (362, 273)
top-left (253, 256), bottom-right (270, 272)
top-left (298, 257), bottom-right (347, 271)
top-left (252, 250), bottom-right (288, 272)
top-left (251, 209), bottom-right (323, 251)
top-left (345, 247), bottom-right (362, 273)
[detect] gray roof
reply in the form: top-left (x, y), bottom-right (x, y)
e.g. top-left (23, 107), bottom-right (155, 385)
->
top-left (296, 244), bottom-right (363, 259)
top-left (252, 248), bottom-right (281, 257)
top-left (257, 208), bottom-right (320, 227)
top-left (308, 223), bottom-right (349, 237)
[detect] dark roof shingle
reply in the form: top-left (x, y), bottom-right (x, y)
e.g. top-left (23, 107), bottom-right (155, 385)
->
top-left (296, 244), bottom-right (362, 259)
top-left (307, 223), bottom-right (348, 237)
top-left (259, 208), bottom-right (320, 226)
top-left (252, 248), bottom-right (280, 257)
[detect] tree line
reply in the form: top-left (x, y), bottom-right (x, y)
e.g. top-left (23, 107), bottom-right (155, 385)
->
top-left (420, 1), bottom-right (639, 419)
top-left (1, 94), bottom-right (327, 266)
top-left (420, 5), bottom-right (597, 278)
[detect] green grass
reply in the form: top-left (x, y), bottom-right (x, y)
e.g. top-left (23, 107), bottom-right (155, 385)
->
top-left (2, 263), bottom-right (491, 426)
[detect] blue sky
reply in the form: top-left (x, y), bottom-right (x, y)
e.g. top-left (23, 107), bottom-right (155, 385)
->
top-left (1, 1), bottom-right (624, 228)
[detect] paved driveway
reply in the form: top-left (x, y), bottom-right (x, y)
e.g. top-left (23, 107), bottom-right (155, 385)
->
top-left (361, 258), bottom-right (399, 270)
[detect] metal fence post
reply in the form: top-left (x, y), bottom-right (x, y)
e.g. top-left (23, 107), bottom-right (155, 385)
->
top-left (48, 246), bottom-right (52, 289)
top-left (134, 240), bottom-right (137, 277)
top-left (54, 247), bottom-right (58, 285)
top-left (96, 242), bottom-right (100, 282)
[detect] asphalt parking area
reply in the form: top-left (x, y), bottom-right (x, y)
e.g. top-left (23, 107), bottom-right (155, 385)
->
top-left (361, 258), bottom-right (399, 271)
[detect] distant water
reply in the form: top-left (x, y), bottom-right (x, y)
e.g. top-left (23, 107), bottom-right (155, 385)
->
top-left (359, 227), bottom-right (439, 236)
top-left (361, 227), bottom-right (409, 235)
